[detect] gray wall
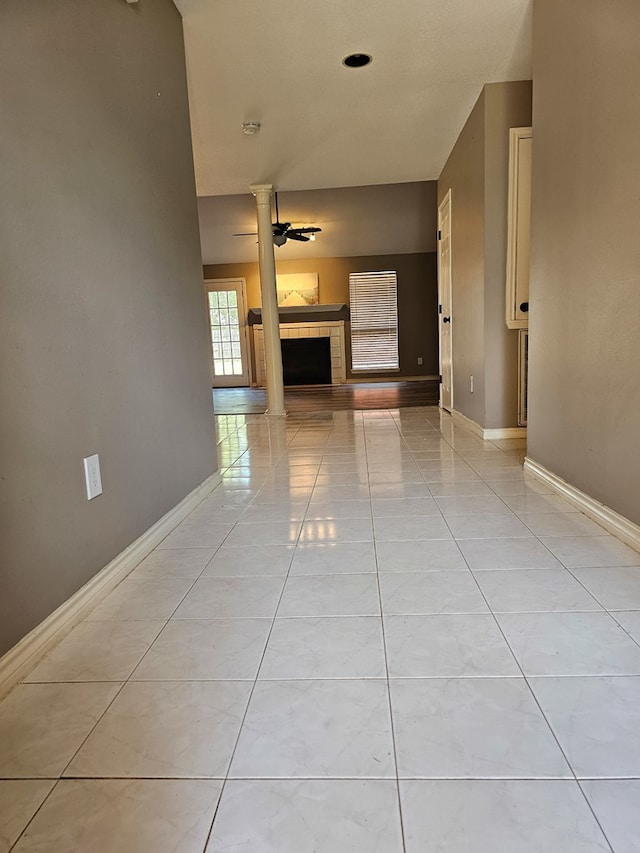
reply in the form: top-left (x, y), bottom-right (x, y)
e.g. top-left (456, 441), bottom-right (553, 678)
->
top-left (484, 82), bottom-right (533, 429)
top-left (528, 0), bottom-right (640, 525)
top-left (438, 82), bottom-right (532, 429)
top-left (0, 0), bottom-right (217, 655)
top-left (198, 182), bottom-right (438, 265)
top-left (204, 253), bottom-right (439, 380)
top-left (438, 91), bottom-right (487, 426)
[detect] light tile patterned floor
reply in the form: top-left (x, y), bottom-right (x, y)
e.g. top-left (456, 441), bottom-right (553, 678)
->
top-left (1, 407), bottom-right (640, 851)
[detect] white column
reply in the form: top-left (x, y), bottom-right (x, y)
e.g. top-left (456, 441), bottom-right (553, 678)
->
top-left (250, 183), bottom-right (285, 416)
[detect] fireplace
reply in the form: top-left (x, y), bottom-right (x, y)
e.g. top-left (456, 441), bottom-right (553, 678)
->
top-left (252, 319), bottom-right (347, 387)
top-left (281, 337), bottom-right (331, 386)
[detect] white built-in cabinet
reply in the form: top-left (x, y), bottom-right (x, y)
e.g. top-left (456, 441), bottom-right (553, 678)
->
top-left (506, 127), bottom-right (532, 330)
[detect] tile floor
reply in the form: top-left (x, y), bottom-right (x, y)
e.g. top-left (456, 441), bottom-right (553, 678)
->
top-left (1, 407), bottom-right (640, 851)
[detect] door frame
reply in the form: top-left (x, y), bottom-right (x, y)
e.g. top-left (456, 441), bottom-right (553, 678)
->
top-left (505, 127), bottom-right (532, 330)
top-left (204, 277), bottom-right (251, 387)
top-left (437, 189), bottom-right (454, 412)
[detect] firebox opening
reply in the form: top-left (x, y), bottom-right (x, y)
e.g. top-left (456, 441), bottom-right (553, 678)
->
top-left (281, 337), bottom-right (332, 386)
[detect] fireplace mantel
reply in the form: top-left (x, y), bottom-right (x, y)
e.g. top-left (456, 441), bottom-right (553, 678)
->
top-left (247, 303), bottom-right (349, 325)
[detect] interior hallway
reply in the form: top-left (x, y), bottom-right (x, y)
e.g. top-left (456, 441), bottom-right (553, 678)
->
top-left (1, 407), bottom-right (640, 851)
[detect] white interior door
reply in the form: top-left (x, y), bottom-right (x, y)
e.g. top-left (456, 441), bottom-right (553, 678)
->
top-left (506, 127), bottom-right (532, 329)
top-left (438, 190), bottom-right (453, 412)
top-left (205, 278), bottom-right (250, 387)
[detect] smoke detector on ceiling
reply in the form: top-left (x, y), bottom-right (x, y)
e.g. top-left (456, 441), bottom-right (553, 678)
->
top-left (242, 122), bottom-right (261, 136)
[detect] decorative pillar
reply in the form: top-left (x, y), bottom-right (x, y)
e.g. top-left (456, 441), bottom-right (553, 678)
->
top-left (250, 183), bottom-right (285, 416)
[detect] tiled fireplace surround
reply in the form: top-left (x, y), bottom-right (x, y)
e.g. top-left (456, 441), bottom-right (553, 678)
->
top-left (253, 320), bottom-right (347, 386)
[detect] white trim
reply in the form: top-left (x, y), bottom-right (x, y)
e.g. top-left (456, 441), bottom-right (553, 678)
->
top-left (0, 470), bottom-right (221, 699)
top-left (506, 127), bottom-right (532, 330)
top-left (451, 408), bottom-right (484, 438)
top-left (523, 457), bottom-right (640, 553)
top-left (484, 427), bottom-right (527, 440)
top-left (437, 189), bottom-right (454, 411)
top-left (518, 329), bottom-right (529, 427)
top-left (452, 409), bottom-right (526, 441)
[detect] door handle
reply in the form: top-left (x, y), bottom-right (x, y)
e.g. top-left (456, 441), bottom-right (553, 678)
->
top-left (442, 316), bottom-right (451, 323)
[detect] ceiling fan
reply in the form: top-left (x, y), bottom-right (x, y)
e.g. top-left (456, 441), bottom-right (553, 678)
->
top-left (233, 193), bottom-right (321, 246)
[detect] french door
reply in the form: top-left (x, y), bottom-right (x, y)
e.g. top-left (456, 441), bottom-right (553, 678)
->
top-left (205, 278), bottom-right (250, 387)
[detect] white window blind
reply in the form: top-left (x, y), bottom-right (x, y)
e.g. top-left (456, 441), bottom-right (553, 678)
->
top-left (349, 271), bottom-right (399, 371)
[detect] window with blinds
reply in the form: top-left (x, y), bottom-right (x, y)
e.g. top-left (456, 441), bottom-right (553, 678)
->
top-left (349, 271), bottom-right (399, 371)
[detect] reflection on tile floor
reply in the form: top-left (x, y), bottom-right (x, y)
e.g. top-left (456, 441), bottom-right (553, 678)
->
top-left (1, 407), bottom-right (640, 851)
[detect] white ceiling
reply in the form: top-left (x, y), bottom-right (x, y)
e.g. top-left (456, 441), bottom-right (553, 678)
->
top-left (174, 0), bottom-right (532, 197)
top-left (198, 182), bottom-right (438, 265)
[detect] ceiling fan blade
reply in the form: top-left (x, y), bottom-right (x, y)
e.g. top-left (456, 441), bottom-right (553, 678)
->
top-left (285, 232), bottom-right (310, 242)
top-left (292, 226), bottom-right (322, 234)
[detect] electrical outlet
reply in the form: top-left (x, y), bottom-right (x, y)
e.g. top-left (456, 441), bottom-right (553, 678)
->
top-left (470, 375), bottom-right (474, 393)
top-left (417, 356), bottom-right (423, 365)
top-left (83, 454), bottom-right (103, 500)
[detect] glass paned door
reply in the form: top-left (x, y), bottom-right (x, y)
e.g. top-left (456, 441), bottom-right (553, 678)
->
top-left (206, 279), bottom-right (250, 387)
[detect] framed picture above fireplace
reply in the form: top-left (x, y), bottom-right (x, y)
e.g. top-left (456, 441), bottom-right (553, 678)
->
top-left (276, 272), bottom-right (319, 307)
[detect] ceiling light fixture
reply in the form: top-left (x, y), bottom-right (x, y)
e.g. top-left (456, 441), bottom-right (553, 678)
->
top-left (342, 53), bottom-right (372, 68)
top-left (241, 122), bottom-right (261, 135)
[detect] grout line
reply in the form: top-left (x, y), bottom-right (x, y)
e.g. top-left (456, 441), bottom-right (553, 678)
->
top-left (3, 772), bottom-right (640, 782)
top-left (40, 432), bottom-right (283, 803)
top-left (5, 410), bottom-right (635, 851)
top-left (20, 671), bottom-right (640, 686)
top-left (405, 415), bottom-right (616, 843)
top-left (202, 418), bottom-right (316, 850)
top-left (447, 479), bottom-right (617, 852)
top-left (563, 566), bottom-right (640, 654)
top-left (365, 419), bottom-right (408, 853)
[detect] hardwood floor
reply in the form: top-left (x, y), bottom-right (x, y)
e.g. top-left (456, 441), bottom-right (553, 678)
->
top-left (212, 381), bottom-right (440, 415)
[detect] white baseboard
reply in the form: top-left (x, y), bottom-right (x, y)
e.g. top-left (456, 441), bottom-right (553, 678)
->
top-left (451, 409), bottom-right (484, 438)
top-left (484, 427), bottom-right (528, 440)
top-left (452, 409), bottom-right (526, 441)
top-left (524, 457), bottom-right (640, 553)
top-left (0, 470), bottom-right (221, 699)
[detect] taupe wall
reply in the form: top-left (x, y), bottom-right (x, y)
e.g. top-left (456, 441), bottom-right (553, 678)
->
top-left (438, 91), bottom-right (486, 425)
top-left (438, 82), bottom-right (532, 429)
top-left (484, 82), bottom-right (533, 429)
top-left (528, 0), bottom-right (640, 525)
top-left (199, 182), bottom-right (438, 265)
top-left (0, 1), bottom-right (217, 655)
top-left (204, 253), bottom-right (439, 380)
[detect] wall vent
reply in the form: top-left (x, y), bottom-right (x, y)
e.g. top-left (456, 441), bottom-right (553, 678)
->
top-left (518, 329), bottom-right (529, 426)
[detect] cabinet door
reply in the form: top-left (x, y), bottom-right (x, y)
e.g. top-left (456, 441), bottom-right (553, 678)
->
top-left (506, 127), bottom-right (532, 330)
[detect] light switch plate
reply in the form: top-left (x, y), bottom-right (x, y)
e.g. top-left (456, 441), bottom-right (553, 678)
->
top-left (83, 454), bottom-right (103, 500)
